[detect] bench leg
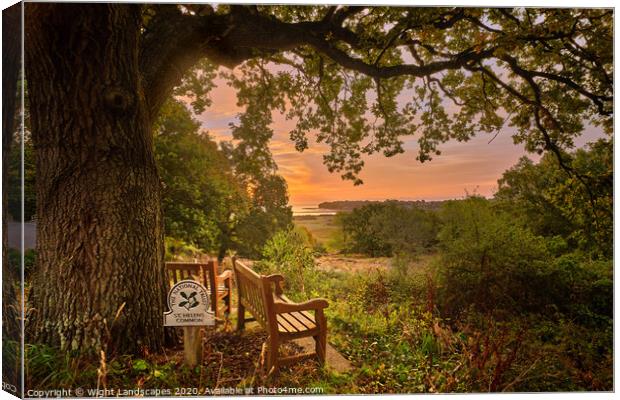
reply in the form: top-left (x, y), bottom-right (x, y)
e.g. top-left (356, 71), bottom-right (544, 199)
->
top-left (315, 310), bottom-right (327, 365)
top-left (267, 335), bottom-right (279, 376)
top-left (237, 303), bottom-right (245, 331)
top-left (314, 333), bottom-right (326, 365)
top-left (211, 290), bottom-right (218, 319)
top-left (224, 284), bottom-right (232, 316)
top-left (213, 299), bottom-right (219, 319)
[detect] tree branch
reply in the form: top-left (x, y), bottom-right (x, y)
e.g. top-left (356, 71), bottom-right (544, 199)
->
top-left (139, 3), bottom-right (612, 156)
top-left (140, 6), bottom-right (233, 119)
top-left (501, 55), bottom-right (612, 115)
top-left (140, 5), bottom-right (496, 119)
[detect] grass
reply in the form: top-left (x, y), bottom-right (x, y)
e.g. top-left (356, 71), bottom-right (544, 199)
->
top-left (306, 264), bottom-right (612, 393)
top-left (24, 326), bottom-right (348, 395)
top-left (22, 252), bottom-right (613, 394)
top-left (22, 229), bottom-right (612, 394)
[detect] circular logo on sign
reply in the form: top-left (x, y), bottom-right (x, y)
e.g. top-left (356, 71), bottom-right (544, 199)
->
top-left (164, 280), bottom-right (214, 327)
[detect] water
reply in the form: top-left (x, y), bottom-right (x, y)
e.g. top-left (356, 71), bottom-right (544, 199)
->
top-left (291, 205), bottom-right (339, 216)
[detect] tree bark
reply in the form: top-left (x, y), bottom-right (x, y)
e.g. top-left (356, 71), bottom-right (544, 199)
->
top-left (25, 4), bottom-right (166, 354)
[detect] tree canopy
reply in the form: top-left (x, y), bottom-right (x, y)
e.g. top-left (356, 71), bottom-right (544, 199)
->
top-left (496, 138), bottom-right (612, 258)
top-left (148, 6), bottom-right (612, 183)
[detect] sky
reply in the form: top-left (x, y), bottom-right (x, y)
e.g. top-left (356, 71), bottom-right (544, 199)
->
top-left (192, 75), bottom-right (605, 206)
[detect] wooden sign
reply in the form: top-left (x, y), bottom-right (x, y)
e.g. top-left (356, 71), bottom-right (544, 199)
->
top-left (164, 280), bottom-right (215, 327)
top-left (164, 280), bottom-right (215, 367)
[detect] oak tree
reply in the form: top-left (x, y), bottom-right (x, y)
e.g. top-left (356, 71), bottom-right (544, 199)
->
top-left (23, 4), bottom-right (612, 354)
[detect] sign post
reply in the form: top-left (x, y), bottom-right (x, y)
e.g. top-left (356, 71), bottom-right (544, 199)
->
top-left (164, 280), bottom-right (215, 367)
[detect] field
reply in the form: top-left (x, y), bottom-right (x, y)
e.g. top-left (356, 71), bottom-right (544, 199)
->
top-left (293, 214), bottom-right (343, 252)
top-left (294, 213), bottom-right (436, 274)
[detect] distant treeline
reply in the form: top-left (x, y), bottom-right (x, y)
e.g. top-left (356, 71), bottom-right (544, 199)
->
top-left (318, 199), bottom-right (445, 212)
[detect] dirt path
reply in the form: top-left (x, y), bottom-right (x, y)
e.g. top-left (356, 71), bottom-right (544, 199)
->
top-left (315, 254), bottom-right (392, 273)
top-left (316, 253), bottom-right (436, 274)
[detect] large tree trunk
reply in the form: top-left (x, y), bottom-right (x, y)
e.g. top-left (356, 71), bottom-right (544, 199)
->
top-left (24, 4), bottom-right (166, 354)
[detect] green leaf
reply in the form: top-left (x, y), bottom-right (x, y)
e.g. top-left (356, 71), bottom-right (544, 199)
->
top-left (180, 291), bottom-right (188, 299)
top-left (132, 359), bottom-right (149, 372)
top-left (179, 301), bottom-right (188, 307)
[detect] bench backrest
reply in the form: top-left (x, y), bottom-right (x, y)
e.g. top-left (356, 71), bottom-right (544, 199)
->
top-left (232, 259), bottom-right (275, 329)
top-left (165, 261), bottom-right (219, 289)
top-left (166, 262), bottom-right (206, 285)
top-left (166, 261), bottom-right (222, 312)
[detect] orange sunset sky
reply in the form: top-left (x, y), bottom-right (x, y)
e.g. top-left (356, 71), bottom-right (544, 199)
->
top-left (191, 75), bottom-right (605, 206)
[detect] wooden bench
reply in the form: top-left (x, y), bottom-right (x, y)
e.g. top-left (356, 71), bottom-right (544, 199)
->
top-left (165, 260), bottom-right (232, 319)
top-left (232, 258), bottom-right (328, 375)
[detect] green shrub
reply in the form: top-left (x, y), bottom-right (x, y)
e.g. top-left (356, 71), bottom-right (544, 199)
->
top-left (496, 140), bottom-right (612, 259)
top-left (436, 197), bottom-right (551, 318)
top-left (325, 266), bottom-right (612, 392)
top-left (339, 202), bottom-right (440, 257)
top-left (546, 254), bottom-right (612, 324)
top-left (256, 227), bottom-right (316, 297)
top-left (436, 197), bottom-right (613, 324)
top-left (164, 237), bottom-right (203, 261)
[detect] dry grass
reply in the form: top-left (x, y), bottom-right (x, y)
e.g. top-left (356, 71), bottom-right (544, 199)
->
top-left (315, 254), bottom-right (391, 273)
top-left (293, 215), bottom-right (342, 251)
top-left (315, 253), bottom-right (435, 274)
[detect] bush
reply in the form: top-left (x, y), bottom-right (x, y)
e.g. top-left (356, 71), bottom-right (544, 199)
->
top-left (164, 237), bottom-right (203, 261)
top-left (436, 197), bottom-right (613, 324)
top-left (436, 197), bottom-right (551, 318)
top-left (255, 227), bottom-right (316, 297)
top-left (339, 202), bottom-right (440, 257)
top-left (546, 254), bottom-right (612, 324)
top-left (496, 140), bottom-right (612, 259)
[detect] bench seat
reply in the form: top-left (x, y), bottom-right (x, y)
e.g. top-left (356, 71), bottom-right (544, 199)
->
top-left (277, 311), bottom-right (316, 333)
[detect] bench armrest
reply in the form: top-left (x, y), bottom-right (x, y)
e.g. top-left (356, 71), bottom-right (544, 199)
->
top-left (217, 269), bottom-right (233, 281)
top-left (264, 274), bottom-right (285, 283)
top-left (273, 298), bottom-right (329, 314)
top-left (264, 274), bottom-right (285, 295)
